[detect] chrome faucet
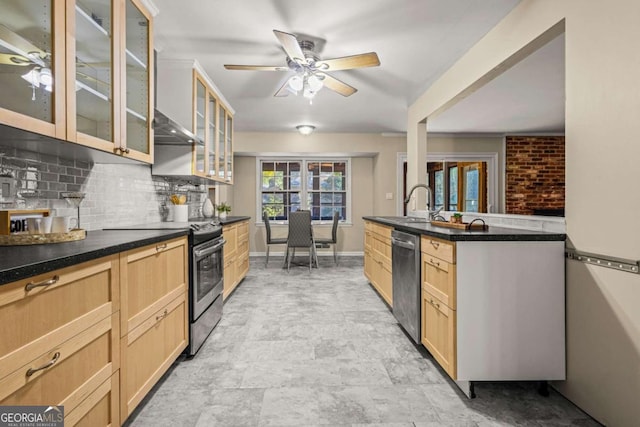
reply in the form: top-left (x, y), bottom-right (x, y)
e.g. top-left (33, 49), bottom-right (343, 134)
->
top-left (404, 183), bottom-right (443, 220)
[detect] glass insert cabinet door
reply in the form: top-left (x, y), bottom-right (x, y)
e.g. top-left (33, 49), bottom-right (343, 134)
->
top-left (0, 1), bottom-right (65, 138)
top-left (194, 77), bottom-right (206, 175)
top-left (225, 115), bottom-right (233, 182)
top-left (71, 0), bottom-right (117, 145)
top-left (217, 105), bottom-right (226, 179)
top-left (123, 0), bottom-right (151, 158)
top-left (208, 94), bottom-right (217, 177)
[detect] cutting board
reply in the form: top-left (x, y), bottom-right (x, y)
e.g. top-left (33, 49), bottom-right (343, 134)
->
top-left (430, 219), bottom-right (488, 231)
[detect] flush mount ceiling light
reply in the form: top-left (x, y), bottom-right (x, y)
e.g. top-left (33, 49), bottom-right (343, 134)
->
top-left (296, 125), bottom-right (315, 136)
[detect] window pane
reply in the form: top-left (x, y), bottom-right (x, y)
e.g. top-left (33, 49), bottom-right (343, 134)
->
top-left (434, 170), bottom-right (444, 208)
top-left (290, 171), bottom-right (301, 190)
top-left (465, 168), bottom-right (479, 212)
top-left (449, 166), bottom-right (458, 210)
top-left (320, 173), bottom-right (333, 190)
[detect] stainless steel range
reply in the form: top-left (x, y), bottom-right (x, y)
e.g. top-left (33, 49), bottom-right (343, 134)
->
top-left (106, 220), bottom-right (224, 356)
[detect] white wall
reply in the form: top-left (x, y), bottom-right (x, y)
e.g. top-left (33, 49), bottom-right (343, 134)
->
top-left (408, 1), bottom-right (640, 425)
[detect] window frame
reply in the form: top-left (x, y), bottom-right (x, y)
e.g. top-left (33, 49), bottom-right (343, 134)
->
top-left (257, 157), bottom-right (352, 224)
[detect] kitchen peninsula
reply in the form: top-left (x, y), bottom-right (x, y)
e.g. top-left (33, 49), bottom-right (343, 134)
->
top-left (364, 216), bottom-right (566, 398)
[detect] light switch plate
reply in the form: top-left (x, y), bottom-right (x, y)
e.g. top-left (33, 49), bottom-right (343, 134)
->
top-left (385, 192), bottom-right (393, 200)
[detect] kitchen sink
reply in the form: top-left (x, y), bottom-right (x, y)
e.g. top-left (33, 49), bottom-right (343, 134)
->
top-left (395, 217), bottom-right (430, 224)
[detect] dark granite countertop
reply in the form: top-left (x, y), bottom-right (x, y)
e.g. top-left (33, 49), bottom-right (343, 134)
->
top-left (364, 216), bottom-right (566, 242)
top-left (219, 216), bottom-right (251, 226)
top-left (0, 229), bottom-right (189, 286)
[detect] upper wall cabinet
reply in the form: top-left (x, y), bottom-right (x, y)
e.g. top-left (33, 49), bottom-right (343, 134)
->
top-left (0, 1), bottom-right (66, 138)
top-left (0, 0), bottom-right (154, 163)
top-left (155, 59), bottom-right (234, 183)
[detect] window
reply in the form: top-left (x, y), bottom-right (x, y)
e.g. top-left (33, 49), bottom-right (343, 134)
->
top-left (259, 159), bottom-right (349, 222)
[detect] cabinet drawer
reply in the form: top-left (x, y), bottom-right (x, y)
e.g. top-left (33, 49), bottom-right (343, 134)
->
top-left (371, 222), bottom-right (392, 240)
top-left (422, 254), bottom-right (456, 309)
top-left (0, 256), bottom-right (118, 379)
top-left (421, 236), bottom-right (455, 264)
top-left (0, 313), bottom-right (119, 412)
top-left (421, 289), bottom-right (456, 379)
top-left (237, 237), bottom-right (249, 257)
top-left (120, 237), bottom-right (188, 336)
top-left (65, 372), bottom-right (119, 427)
top-left (236, 255), bottom-right (249, 279)
top-left (237, 221), bottom-right (249, 239)
top-left (122, 293), bottom-right (187, 420)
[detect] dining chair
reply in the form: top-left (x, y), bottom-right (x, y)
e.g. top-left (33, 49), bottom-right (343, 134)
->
top-left (263, 212), bottom-right (288, 266)
top-left (314, 211), bottom-right (340, 265)
top-left (285, 210), bottom-right (317, 272)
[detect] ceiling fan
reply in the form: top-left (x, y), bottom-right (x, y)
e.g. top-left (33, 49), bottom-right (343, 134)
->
top-left (224, 30), bottom-right (380, 100)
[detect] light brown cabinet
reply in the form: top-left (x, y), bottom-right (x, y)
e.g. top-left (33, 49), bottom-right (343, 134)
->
top-left (421, 235), bottom-right (457, 379)
top-left (223, 220), bottom-right (249, 300)
top-left (363, 220), bottom-right (393, 306)
top-left (0, 256), bottom-right (120, 426)
top-left (0, 0), bottom-right (154, 162)
top-left (155, 60), bottom-right (234, 182)
top-left (118, 236), bottom-right (189, 422)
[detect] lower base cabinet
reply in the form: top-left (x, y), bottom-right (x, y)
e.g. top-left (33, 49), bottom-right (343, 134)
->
top-left (120, 294), bottom-right (188, 420)
top-left (421, 288), bottom-right (457, 378)
top-left (223, 220), bottom-right (250, 300)
top-left (0, 236), bottom-right (190, 426)
top-left (363, 221), bottom-right (392, 306)
top-left (119, 237), bottom-right (189, 423)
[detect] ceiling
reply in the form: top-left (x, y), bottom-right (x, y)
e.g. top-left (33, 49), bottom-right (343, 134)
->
top-left (151, 0), bottom-right (564, 134)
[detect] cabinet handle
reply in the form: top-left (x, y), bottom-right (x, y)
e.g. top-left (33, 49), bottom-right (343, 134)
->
top-left (430, 240), bottom-right (440, 249)
top-left (26, 352), bottom-right (60, 377)
top-left (156, 309), bottom-right (168, 321)
top-left (429, 298), bottom-right (440, 309)
top-left (156, 243), bottom-right (168, 251)
top-left (123, 148), bottom-right (131, 154)
top-left (430, 258), bottom-right (440, 267)
top-left (25, 275), bottom-right (59, 292)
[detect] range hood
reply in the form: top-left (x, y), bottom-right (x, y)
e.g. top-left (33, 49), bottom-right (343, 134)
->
top-left (153, 109), bottom-right (202, 145)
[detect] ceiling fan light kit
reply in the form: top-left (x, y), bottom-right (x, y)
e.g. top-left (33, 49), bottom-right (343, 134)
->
top-left (296, 125), bottom-right (315, 136)
top-left (224, 29), bottom-right (380, 100)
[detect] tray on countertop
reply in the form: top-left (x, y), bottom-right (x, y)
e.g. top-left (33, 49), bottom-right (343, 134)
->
top-left (0, 229), bottom-right (86, 246)
top-left (430, 219), bottom-right (489, 231)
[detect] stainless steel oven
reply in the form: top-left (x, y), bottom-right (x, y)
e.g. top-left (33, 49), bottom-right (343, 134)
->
top-left (189, 231), bottom-right (225, 356)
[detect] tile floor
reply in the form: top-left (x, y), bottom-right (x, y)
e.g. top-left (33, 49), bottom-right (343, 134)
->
top-left (126, 256), bottom-right (600, 427)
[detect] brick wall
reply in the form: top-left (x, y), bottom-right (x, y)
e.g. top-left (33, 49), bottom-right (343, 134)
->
top-left (0, 145), bottom-right (208, 230)
top-left (505, 136), bottom-right (565, 216)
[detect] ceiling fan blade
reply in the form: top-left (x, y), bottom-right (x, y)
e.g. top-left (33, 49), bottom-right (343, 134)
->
top-left (315, 52), bottom-right (380, 71)
top-left (273, 30), bottom-right (306, 64)
top-left (224, 64), bottom-right (289, 71)
top-left (274, 77), bottom-right (295, 97)
top-left (0, 53), bottom-right (32, 66)
top-left (0, 24), bottom-right (47, 67)
top-left (319, 73), bottom-right (357, 97)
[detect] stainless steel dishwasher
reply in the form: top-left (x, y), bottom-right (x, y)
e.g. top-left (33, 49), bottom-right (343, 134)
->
top-left (391, 229), bottom-right (421, 343)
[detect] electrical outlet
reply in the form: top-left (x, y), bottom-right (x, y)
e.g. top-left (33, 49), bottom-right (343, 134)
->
top-left (385, 192), bottom-right (393, 200)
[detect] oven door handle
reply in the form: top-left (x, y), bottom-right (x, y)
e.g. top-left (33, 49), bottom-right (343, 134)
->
top-left (194, 239), bottom-right (226, 258)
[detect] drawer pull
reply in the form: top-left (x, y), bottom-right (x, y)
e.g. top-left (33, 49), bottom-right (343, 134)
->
top-left (156, 243), bottom-right (168, 251)
top-left (430, 240), bottom-right (440, 249)
top-left (26, 352), bottom-right (60, 377)
top-left (430, 258), bottom-right (440, 267)
top-left (429, 299), bottom-right (440, 309)
top-left (25, 275), bottom-right (59, 292)
top-left (156, 309), bottom-right (168, 321)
